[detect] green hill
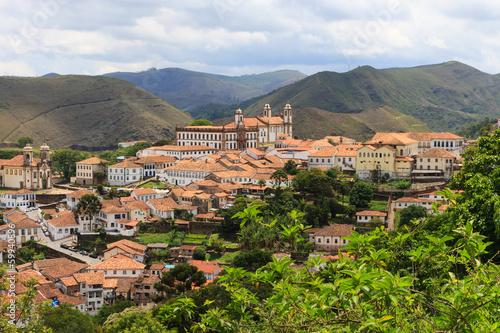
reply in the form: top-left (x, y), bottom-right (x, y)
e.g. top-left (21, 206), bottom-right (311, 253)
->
top-left (103, 68), bottom-right (307, 112)
top-left (0, 75), bottom-right (193, 149)
top-left (240, 61), bottom-right (500, 137)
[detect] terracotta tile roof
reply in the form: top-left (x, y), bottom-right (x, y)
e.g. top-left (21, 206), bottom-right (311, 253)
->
top-left (101, 198), bottom-right (122, 208)
top-left (404, 132), bottom-right (463, 140)
top-left (41, 262), bottom-right (89, 280)
top-left (3, 189), bottom-right (34, 195)
top-left (310, 139), bottom-right (333, 148)
top-left (35, 285), bottom-right (86, 306)
top-left (309, 147), bottom-right (338, 157)
top-left (0, 218), bottom-right (40, 231)
top-left (59, 276), bottom-right (78, 287)
top-left (33, 258), bottom-right (75, 270)
top-left (204, 154), bottom-right (221, 160)
top-left (110, 160), bottom-right (141, 168)
top-left (107, 239), bottom-right (147, 253)
top-left (181, 245), bottom-right (197, 250)
top-left (104, 278), bottom-right (118, 289)
top-left (365, 133), bottom-right (418, 146)
top-left (396, 157), bottom-right (414, 162)
top-left (48, 211), bottom-right (78, 227)
top-left (245, 148), bottom-right (266, 156)
top-left (122, 201), bottom-right (150, 211)
top-left (135, 273), bottom-right (160, 285)
top-left (150, 263), bottom-right (166, 270)
top-left (258, 116), bottom-right (285, 125)
top-left (66, 189), bottom-right (93, 199)
top-left (132, 188), bottom-right (157, 196)
top-left (134, 154), bottom-right (176, 164)
top-left (120, 196), bottom-right (137, 203)
top-left (17, 270), bottom-right (52, 285)
top-left (336, 144), bottom-right (362, 157)
top-left (77, 157), bottom-right (109, 165)
top-left (416, 148), bottom-right (457, 158)
top-left (196, 213), bottom-right (216, 219)
top-left (2, 155), bottom-right (42, 167)
top-left (192, 180), bottom-right (220, 187)
top-left (115, 277), bottom-right (136, 293)
top-left (125, 220), bottom-right (140, 227)
top-left (101, 205), bottom-right (128, 214)
top-left (395, 197), bottom-right (434, 203)
top-left (88, 254), bottom-right (146, 271)
top-left (189, 260), bottom-right (221, 274)
top-left (356, 210), bottom-right (387, 217)
top-left (147, 197), bottom-right (178, 212)
top-left (313, 224), bottom-right (355, 237)
top-left (73, 271), bottom-right (105, 285)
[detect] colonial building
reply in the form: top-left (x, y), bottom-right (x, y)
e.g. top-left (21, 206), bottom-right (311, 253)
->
top-left (413, 148), bottom-right (457, 181)
top-left (0, 143), bottom-right (52, 190)
top-left (0, 189), bottom-right (36, 211)
top-left (75, 157), bottom-right (109, 185)
top-left (175, 103), bottom-right (293, 150)
top-left (107, 160), bottom-right (142, 186)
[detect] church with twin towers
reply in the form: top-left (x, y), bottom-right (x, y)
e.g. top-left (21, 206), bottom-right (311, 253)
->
top-left (175, 103), bottom-right (293, 150)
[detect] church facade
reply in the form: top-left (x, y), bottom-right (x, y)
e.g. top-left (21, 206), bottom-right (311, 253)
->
top-left (175, 103), bottom-right (293, 150)
top-left (0, 143), bottom-right (52, 190)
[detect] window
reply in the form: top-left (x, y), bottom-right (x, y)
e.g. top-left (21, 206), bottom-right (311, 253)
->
top-left (113, 270), bottom-right (117, 275)
top-left (123, 270), bottom-right (126, 274)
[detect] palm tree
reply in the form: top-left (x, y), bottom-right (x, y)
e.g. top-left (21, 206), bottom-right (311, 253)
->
top-left (75, 194), bottom-right (102, 232)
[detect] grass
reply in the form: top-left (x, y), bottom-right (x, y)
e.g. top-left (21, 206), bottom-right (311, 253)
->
top-left (135, 231), bottom-right (185, 245)
top-left (186, 234), bottom-right (207, 239)
top-left (368, 200), bottom-right (389, 211)
top-left (207, 251), bottom-right (241, 263)
top-left (139, 181), bottom-right (169, 189)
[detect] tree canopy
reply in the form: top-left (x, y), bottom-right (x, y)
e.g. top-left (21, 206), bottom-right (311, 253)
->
top-left (349, 181), bottom-right (373, 207)
top-left (189, 119), bottom-right (212, 126)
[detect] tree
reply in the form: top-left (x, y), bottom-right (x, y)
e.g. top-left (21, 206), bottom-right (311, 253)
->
top-left (450, 129), bottom-right (500, 260)
top-left (189, 119), bottom-right (212, 126)
top-left (51, 149), bottom-right (89, 182)
top-left (257, 178), bottom-right (266, 188)
top-left (271, 169), bottom-right (289, 197)
top-left (75, 194), bottom-right (102, 231)
top-left (396, 205), bottom-right (427, 229)
top-left (284, 160), bottom-right (297, 174)
top-left (153, 138), bottom-right (175, 146)
top-left (308, 168), bottom-right (334, 200)
top-left (232, 249), bottom-right (273, 272)
top-left (38, 303), bottom-right (97, 333)
top-left (161, 264), bottom-right (207, 293)
top-left (349, 182), bottom-right (373, 207)
top-left (193, 246), bottom-right (206, 260)
top-left (17, 136), bottom-right (33, 148)
top-left (292, 170), bottom-right (310, 193)
top-left (93, 300), bottom-right (135, 326)
top-left (123, 142), bottom-right (152, 157)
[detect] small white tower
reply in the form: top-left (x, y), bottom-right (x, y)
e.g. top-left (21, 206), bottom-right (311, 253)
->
top-left (263, 103), bottom-right (272, 118)
top-left (40, 142), bottom-right (50, 162)
top-left (23, 144), bottom-right (33, 166)
top-left (234, 106), bottom-right (244, 129)
top-left (283, 103), bottom-right (293, 136)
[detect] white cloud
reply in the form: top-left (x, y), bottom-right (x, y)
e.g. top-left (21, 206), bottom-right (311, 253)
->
top-left (1, 1), bottom-right (500, 76)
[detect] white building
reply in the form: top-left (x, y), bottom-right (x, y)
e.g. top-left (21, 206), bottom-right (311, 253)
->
top-left (355, 210), bottom-right (387, 225)
top-left (0, 189), bottom-right (36, 211)
top-left (0, 217), bottom-right (41, 244)
top-left (47, 211), bottom-right (81, 240)
top-left (141, 145), bottom-right (217, 159)
top-left (73, 272), bottom-right (105, 314)
top-left (75, 157), bottom-right (109, 186)
top-left (107, 160), bottom-right (143, 186)
top-left (131, 188), bottom-right (158, 202)
top-left (88, 254), bottom-right (146, 278)
top-left (66, 189), bottom-right (93, 210)
top-left (164, 160), bottom-right (227, 186)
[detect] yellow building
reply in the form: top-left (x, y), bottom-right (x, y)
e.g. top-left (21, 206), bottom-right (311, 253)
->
top-left (356, 145), bottom-right (397, 180)
top-left (0, 143), bottom-right (52, 190)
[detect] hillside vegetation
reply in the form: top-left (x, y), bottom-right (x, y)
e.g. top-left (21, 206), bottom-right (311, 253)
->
top-left (103, 68), bottom-right (307, 112)
top-left (239, 61), bottom-right (500, 137)
top-left (0, 75), bottom-right (193, 148)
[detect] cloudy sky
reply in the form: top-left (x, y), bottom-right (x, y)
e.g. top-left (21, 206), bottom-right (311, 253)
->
top-left (1, 0), bottom-right (500, 77)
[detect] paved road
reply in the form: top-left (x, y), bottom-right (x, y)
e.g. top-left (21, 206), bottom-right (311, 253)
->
top-left (39, 233), bottom-right (102, 266)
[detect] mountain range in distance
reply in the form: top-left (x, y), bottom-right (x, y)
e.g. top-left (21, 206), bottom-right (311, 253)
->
top-left (1, 61), bottom-right (499, 149)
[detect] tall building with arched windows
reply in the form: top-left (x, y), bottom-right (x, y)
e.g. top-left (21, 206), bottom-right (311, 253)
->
top-left (0, 143), bottom-right (52, 189)
top-left (175, 103), bottom-right (293, 150)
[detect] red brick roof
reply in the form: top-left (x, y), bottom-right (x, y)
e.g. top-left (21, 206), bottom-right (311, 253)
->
top-left (88, 254), bottom-right (146, 271)
top-left (313, 224), bottom-right (355, 237)
top-left (356, 210), bottom-right (387, 217)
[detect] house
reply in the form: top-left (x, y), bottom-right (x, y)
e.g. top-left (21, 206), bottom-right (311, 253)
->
top-left (39, 260), bottom-right (89, 283)
top-left (394, 197), bottom-right (435, 212)
top-left (97, 205), bottom-right (128, 230)
top-left (0, 189), bottom-right (37, 211)
top-left (310, 224), bottom-right (356, 251)
top-left (131, 274), bottom-right (161, 308)
top-left (413, 148), bottom-right (457, 181)
top-left (131, 188), bottom-right (158, 202)
top-left (0, 217), bottom-right (42, 244)
top-left (103, 239), bottom-right (147, 262)
top-left (164, 160), bottom-right (227, 186)
top-left (107, 160), bottom-right (143, 186)
top-left (56, 276), bottom-right (80, 296)
top-left (88, 253), bottom-right (146, 278)
top-left (175, 104), bottom-right (293, 150)
top-left (189, 260), bottom-right (223, 281)
top-left (356, 145), bottom-right (398, 181)
top-left (133, 154), bottom-right (176, 178)
top-left (66, 189), bottom-right (94, 210)
top-left (34, 284), bottom-right (86, 313)
top-left (0, 143), bottom-right (52, 190)
top-left (308, 147), bottom-right (337, 171)
top-left (180, 245), bottom-right (197, 257)
top-left (122, 201), bottom-right (150, 223)
top-left (333, 145), bottom-right (361, 171)
top-left (46, 210), bottom-right (81, 240)
top-left (75, 157), bottom-right (109, 185)
top-left (147, 197), bottom-right (198, 219)
top-left (73, 272), bottom-right (105, 314)
top-left (356, 210), bottom-right (387, 225)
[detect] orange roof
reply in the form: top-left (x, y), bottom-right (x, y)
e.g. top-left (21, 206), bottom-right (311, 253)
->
top-left (134, 154), bottom-right (177, 164)
top-left (0, 218), bottom-right (40, 231)
top-left (77, 157), bottom-right (109, 165)
top-left (312, 224), bottom-right (355, 237)
top-left (365, 133), bottom-right (418, 146)
top-left (3, 189), bottom-right (34, 195)
top-left (122, 201), bottom-right (150, 211)
top-left (132, 188), bottom-right (157, 196)
top-left (416, 148), bottom-right (457, 158)
top-left (66, 189), bottom-right (94, 199)
top-left (48, 211), bottom-right (78, 227)
top-left (73, 272), bottom-right (105, 285)
top-left (309, 147), bottom-right (338, 157)
top-left (189, 260), bottom-right (221, 274)
top-left (356, 210), bottom-right (387, 217)
top-left (101, 205), bottom-right (128, 214)
top-left (106, 239), bottom-right (147, 252)
top-left (110, 160), bottom-right (141, 168)
top-left (88, 254), bottom-right (146, 271)
top-left (395, 197), bottom-right (434, 203)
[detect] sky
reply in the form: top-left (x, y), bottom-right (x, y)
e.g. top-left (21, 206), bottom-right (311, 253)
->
top-left (1, 0), bottom-right (500, 77)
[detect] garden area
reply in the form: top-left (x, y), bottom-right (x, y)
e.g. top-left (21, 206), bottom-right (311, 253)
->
top-left (139, 180), bottom-right (169, 189)
top-left (134, 230), bottom-right (185, 247)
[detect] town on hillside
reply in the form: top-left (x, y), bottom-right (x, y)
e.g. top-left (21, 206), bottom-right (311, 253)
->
top-left (0, 103), bottom-right (486, 319)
